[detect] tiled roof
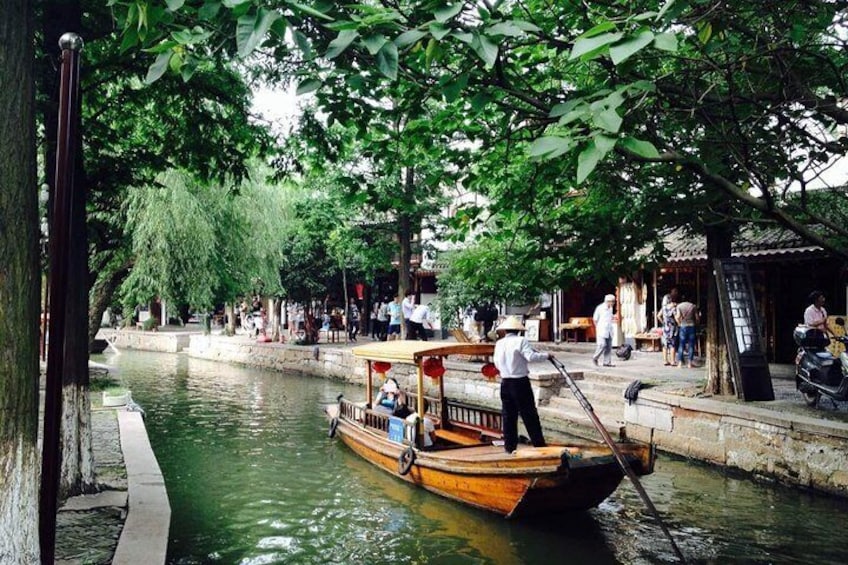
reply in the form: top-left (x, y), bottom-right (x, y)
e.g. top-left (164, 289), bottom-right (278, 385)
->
top-left (662, 226), bottom-right (824, 263)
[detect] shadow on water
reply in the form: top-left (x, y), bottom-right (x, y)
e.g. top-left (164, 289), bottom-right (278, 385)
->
top-left (102, 350), bottom-right (848, 565)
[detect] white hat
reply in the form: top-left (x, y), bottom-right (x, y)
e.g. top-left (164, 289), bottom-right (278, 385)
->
top-left (498, 315), bottom-right (526, 331)
top-left (604, 294), bottom-right (616, 302)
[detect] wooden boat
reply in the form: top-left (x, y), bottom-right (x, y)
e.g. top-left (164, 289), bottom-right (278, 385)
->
top-left (326, 340), bottom-right (655, 518)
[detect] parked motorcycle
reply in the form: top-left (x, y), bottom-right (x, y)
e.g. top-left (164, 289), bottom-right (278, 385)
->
top-left (794, 318), bottom-right (848, 407)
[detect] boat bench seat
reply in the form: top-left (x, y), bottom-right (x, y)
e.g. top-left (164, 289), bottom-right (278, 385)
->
top-left (447, 421), bottom-right (502, 442)
top-left (434, 428), bottom-right (486, 446)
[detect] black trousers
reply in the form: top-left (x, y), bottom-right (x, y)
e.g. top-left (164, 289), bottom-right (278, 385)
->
top-left (500, 377), bottom-right (546, 453)
top-left (407, 321), bottom-right (428, 340)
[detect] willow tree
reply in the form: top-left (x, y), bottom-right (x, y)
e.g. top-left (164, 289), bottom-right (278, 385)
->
top-left (0, 0), bottom-right (40, 561)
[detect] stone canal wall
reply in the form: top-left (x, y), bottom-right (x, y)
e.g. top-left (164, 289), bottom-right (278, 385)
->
top-left (101, 328), bottom-right (193, 353)
top-left (625, 392), bottom-right (848, 497)
top-left (187, 336), bottom-right (563, 412)
top-left (186, 335), bottom-right (848, 498)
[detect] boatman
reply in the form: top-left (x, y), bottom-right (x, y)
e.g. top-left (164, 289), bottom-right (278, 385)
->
top-left (493, 315), bottom-right (552, 454)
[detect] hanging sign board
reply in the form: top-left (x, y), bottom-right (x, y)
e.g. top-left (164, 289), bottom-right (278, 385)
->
top-left (387, 416), bottom-right (405, 444)
top-left (714, 259), bottom-right (775, 401)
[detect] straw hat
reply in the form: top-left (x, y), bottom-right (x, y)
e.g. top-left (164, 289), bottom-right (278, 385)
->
top-left (498, 315), bottom-right (526, 331)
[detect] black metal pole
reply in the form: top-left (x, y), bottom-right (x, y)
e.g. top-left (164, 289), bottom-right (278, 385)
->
top-left (549, 356), bottom-right (686, 563)
top-left (39, 32), bottom-right (83, 565)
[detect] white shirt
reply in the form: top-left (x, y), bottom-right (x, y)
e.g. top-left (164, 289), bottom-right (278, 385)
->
top-left (402, 296), bottom-right (416, 319)
top-left (804, 305), bottom-right (827, 330)
top-left (493, 334), bottom-right (548, 379)
top-left (406, 414), bottom-right (435, 447)
top-left (410, 304), bottom-right (430, 324)
top-left (593, 303), bottom-right (615, 340)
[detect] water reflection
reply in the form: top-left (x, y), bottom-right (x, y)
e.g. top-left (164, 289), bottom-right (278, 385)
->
top-left (100, 351), bottom-right (848, 564)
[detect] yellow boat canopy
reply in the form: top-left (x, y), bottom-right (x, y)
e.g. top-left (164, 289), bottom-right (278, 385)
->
top-left (350, 340), bottom-right (494, 363)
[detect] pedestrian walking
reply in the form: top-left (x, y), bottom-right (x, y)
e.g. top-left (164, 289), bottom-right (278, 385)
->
top-left (592, 294), bottom-right (617, 367)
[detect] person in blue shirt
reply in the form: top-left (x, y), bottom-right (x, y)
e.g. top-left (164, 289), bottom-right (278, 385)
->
top-left (386, 295), bottom-right (403, 341)
top-left (493, 316), bottom-right (552, 454)
top-left (374, 378), bottom-right (401, 414)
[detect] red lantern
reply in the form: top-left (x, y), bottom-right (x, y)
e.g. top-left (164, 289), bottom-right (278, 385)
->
top-left (422, 357), bottom-right (445, 379)
top-left (372, 361), bottom-right (392, 374)
top-left (481, 363), bottom-right (499, 381)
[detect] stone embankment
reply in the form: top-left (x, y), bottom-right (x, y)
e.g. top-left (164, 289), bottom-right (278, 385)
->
top-left (53, 400), bottom-right (169, 564)
top-left (188, 334), bottom-right (848, 498)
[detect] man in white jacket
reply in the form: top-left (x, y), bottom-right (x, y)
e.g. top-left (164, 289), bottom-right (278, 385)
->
top-left (592, 294), bottom-right (617, 367)
top-left (493, 316), bottom-right (552, 454)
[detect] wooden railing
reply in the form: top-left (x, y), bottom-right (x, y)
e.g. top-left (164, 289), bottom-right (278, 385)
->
top-left (339, 398), bottom-right (417, 445)
top-left (338, 395), bottom-right (503, 445)
top-left (445, 400), bottom-right (502, 437)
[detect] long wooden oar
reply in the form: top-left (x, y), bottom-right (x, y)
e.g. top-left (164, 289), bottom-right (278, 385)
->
top-left (549, 356), bottom-right (686, 563)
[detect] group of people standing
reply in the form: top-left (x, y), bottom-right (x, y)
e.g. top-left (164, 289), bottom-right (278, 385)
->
top-left (655, 287), bottom-right (701, 368)
top-left (353, 291), bottom-right (434, 342)
top-left (589, 288), bottom-right (701, 369)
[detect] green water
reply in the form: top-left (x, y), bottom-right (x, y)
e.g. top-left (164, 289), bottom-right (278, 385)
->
top-left (102, 351), bottom-right (847, 564)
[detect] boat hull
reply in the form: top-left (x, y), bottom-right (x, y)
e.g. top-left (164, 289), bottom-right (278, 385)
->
top-left (332, 410), bottom-right (652, 518)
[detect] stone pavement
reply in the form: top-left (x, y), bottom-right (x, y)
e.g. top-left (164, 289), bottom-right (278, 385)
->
top-left (55, 407), bottom-right (127, 565)
top-left (539, 340), bottom-right (848, 421)
top-left (212, 326), bottom-right (848, 420)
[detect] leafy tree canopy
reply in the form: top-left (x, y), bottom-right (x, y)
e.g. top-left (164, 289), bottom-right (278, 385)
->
top-left (113, 0), bottom-right (848, 261)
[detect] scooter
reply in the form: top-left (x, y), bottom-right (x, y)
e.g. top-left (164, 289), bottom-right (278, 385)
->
top-left (794, 318), bottom-right (848, 407)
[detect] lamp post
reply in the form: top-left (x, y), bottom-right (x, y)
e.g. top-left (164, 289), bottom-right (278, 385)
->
top-left (40, 32), bottom-right (83, 565)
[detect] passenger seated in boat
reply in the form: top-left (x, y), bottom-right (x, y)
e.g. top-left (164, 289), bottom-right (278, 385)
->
top-left (373, 378), bottom-right (401, 415)
top-left (405, 399), bottom-right (436, 448)
top-left (392, 391), bottom-right (412, 419)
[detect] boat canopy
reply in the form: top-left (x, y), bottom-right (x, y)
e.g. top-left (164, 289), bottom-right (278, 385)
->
top-left (351, 341), bottom-right (494, 363)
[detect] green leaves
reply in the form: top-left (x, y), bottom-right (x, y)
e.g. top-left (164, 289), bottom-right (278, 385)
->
top-left (433, 3), bottom-right (464, 23)
top-left (620, 137), bottom-right (660, 159)
top-left (326, 29), bottom-right (359, 59)
top-left (471, 33), bottom-right (499, 68)
top-left (569, 32), bottom-right (623, 60)
top-left (236, 8), bottom-right (281, 58)
top-left (594, 107), bottom-right (622, 133)
top-left (296, 78), bottom-right (322, 95)
top-left (653, 32), bottom-right (678, 52)
top-left (287, 1), bottom-right (334, 21)
top-left (528, 136), bottom-right (573, 159)
top-left (376, 41), bottom-right (398, 80)
top-left (395, 29), bottom-right (427, 48)
top-left (577, 135), bottom-right (617, 184)
top-left (609, 30), bottom-right (654, 65)
top-left (442, 73), bottom-right (469, 102)
top-left (145, 52), bottom-right (172, 84)
top-left (362, 34), bottom-right (388, 55)
top-left (570, 17), bottom-right (678, 64)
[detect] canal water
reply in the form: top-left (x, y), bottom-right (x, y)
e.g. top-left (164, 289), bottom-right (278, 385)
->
top-left (100, 350), bottom-right (847, 564)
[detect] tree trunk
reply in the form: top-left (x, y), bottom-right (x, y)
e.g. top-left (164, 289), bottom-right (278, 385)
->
top-left (397, 167), bottom-right (415, 336)
top-left (88, 261), bottom-right (131, 344)
top-left (60, 159), bottom-right (95, 498)
top-left (225, 302), bottom-right (235, 335)
top-left (0, 0), bottom-right (41, 561)
top-left (704, 224), bottom-right (735, 395)
top-left (342, 267), bottom-right (349, 343)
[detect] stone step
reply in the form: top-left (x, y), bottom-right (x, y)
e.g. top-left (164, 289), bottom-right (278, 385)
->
top-left (547, 395), bottom-right (625, 422)
top-left (538, 405), bottom-right (625, 440)
top-left (556, 377), bottom-right (630, 398)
